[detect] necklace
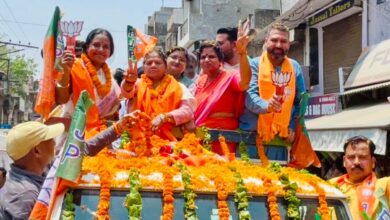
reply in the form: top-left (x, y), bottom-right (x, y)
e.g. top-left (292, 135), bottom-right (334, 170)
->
top-left (81, 53), bottom-right (112, 98)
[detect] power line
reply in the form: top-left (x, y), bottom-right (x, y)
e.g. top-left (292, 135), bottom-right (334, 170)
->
top-left (1, 0), bottom-right (30, 42)
top-left (0, 41), bottom-right (38, 49)
top-left (0, 2), bottom-right (21, 42)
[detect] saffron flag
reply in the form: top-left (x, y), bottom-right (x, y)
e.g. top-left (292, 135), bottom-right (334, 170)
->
top-left (35, 6), bottom-right (64, 120)
top-left (29, 91), bottom-right (93, 220)
top-left (127, 25), bottom-right (158, 62)
top-left (288, 92), bottom-right (321, 168)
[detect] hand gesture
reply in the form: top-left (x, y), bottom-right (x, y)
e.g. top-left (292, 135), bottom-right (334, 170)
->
top-left (236, 17), bottom-right (251, 55)
top-left (267, 94), bottom-right (283, 113)
top-left (124, 59), bottom-right (138, 83)
top-left (151, 114), bottom-right (166, 132)
top-left (60, 50), bottom-right (75, 75)
top-left (116, 110), bottom-right (141, 133)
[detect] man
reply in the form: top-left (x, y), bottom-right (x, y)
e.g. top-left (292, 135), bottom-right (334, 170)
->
top-left (0, 167), bottom-right (6, 189)
top-left (0, 115), bottom-right (135, 219)
top-left (329, 136), bottom-right (390, 220)
top-left (216, 27), bottom-right (240, 71)
top-left (241, 22), bottom-right (319, 167)
top-left (0, 122), bottom-right (64, 220)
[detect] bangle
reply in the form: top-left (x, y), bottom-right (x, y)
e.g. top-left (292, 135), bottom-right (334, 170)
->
top-left (56, 82), bottom-right (70, 89)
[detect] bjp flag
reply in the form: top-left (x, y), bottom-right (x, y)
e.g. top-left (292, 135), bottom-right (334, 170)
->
top-left (34, 6), bottom-right (64, 120)
top-left (127, 25), bottom-right (158, 62)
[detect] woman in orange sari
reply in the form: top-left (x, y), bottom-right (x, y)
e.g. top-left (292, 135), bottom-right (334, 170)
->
top-left (121, 47), bottom-right (196, 141)
top-left (56, 28), bottom-right (121, 139)
top-left (194, 41), bottom-right (251, 154)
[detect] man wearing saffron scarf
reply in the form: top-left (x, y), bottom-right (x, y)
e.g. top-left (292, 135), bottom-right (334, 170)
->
top-left (243, 22), bottom-right (319, 167)
top-left (329, 136), bottom-right (390, 220)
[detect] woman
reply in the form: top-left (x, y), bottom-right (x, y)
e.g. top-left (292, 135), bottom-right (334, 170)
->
top-left (166, 46), bottom-right (194, 90)
top-left (194, 41), bottom-right (250, 154)
top-left (121, 47), bottom-right (195, 141)
top-left (56, 28), bottom-right (121, 139)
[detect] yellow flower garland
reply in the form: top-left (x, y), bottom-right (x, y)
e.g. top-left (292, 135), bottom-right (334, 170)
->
top-left (81, 53), bottom-right (112, 98)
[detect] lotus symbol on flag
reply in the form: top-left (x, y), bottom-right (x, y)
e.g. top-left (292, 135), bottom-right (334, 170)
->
top-left (271, 71), bottom-right (291, 105)
top-left (60, 21), bottom-right (84, 55)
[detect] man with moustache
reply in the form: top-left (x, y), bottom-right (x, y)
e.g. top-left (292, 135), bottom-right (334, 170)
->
top-left (329, 136), bottom-right (390, 220)
top-left (240, 22), bottom-right (309, 163)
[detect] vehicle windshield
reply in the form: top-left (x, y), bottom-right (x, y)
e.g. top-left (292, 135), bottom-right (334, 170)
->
top-left (63, 189), bottom-right (350, 219)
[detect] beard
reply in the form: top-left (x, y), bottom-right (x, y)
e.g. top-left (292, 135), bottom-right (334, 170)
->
top-left (268, 48), bottom-right (288, 61)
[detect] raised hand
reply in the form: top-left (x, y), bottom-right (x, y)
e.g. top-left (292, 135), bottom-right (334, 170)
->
top-left (124, 59), bottom-right (138, 83)
top-left (60, 50), bottom-right (75, 75)
top-left (236, 17), bottom-right (251, 55)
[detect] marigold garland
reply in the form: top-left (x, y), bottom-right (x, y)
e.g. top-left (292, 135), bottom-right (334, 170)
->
top-left (215, 176), bottom-right (230, 220)
top-left (162, 169), bottom-right (175, 220)
top-left (308, 179), bottom-right (331, 220)
top-left (141, 74), bottom-right (171, 99)
top-left (256, 136), bottom-right (269, 166)
top-left (219, 136), bottom-right (235, 161)
top-left (97, 168), bottom-right (111, 220)
top-left (279, 174), bottom-right (301, 220)
top-left (81, 53), bottom-right (112, 98)
top-left (264, 178), bottom-right (281, 220)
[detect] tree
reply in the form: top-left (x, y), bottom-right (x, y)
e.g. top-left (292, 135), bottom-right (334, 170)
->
top-left (0, 42), bottom-right (37, 98)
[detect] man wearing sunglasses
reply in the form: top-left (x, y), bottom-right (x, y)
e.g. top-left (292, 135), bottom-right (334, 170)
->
top-left (329, 136), bottom-right (390, 219)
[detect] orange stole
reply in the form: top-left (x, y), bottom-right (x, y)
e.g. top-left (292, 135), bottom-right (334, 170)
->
top-left (71, 59), bottom-right (107, 139)
top-left (133, 74), bottom-right (183, 141)
top-left (258, 52), bottom-right (296, 142)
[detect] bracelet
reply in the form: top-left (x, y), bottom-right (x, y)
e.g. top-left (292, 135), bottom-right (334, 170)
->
top-left (56, 82), bottom-right (70, 89)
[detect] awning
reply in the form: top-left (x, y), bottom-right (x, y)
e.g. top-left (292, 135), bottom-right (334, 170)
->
top-left (342, 81), bottom-right (390, 95)
top-left (344, 39), bottom-right (390, 90)
top-left (306, 102), bottom-right (390, 155)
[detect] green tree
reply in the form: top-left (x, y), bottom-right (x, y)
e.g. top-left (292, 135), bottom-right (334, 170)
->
top-left (0, 43), bottom-right (37, 98)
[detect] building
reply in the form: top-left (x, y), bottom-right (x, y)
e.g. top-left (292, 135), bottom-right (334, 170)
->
top-left (145, 7), bottom-right (177, 51)
top-left (164, 0), bottom-right (281, 52)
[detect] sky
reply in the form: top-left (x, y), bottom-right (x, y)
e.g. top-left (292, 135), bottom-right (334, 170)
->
top-left (0, 0), bottom-right (182, 78)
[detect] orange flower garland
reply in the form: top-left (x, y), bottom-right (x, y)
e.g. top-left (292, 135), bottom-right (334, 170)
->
top-left (81, 53), bottom-right (112, 98)
top-left (308, 180), bottom-right (331, 220)
top-left (256, 136), bottom-right (269, 166)
top-left (141, 74), bottom-right (171, 99)
top-left (97, 168), bottom-right (111, 220)
top-left (264, 178), bottom-right (281, 220)
top-left (219, 136), bottom-right (235, 161)
top-left (162, 170), bottom-right (175, 220)
top-left (215, 176), bottom-right (230, 220)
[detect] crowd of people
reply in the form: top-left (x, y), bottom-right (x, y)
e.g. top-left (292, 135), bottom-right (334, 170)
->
top-left (0, 19), bottom-right (389, 220)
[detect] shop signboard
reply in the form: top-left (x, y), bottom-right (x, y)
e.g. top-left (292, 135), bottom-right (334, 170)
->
top-left (305, 94), bottom-right (340, 119)
top-left (308, 0), bottom-right (355, 26)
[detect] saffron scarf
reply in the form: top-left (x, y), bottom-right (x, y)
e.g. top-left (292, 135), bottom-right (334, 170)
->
top-left (71, 59), bottom-right (112, 139)
top-left (336, 173), bottom-right (377, 219)
top-left (194, 69), bottom-right (237, 126)
top-left (133, 74), bottom-right (182, 140)
top-left (257, 51), bottom-right (296, 142)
